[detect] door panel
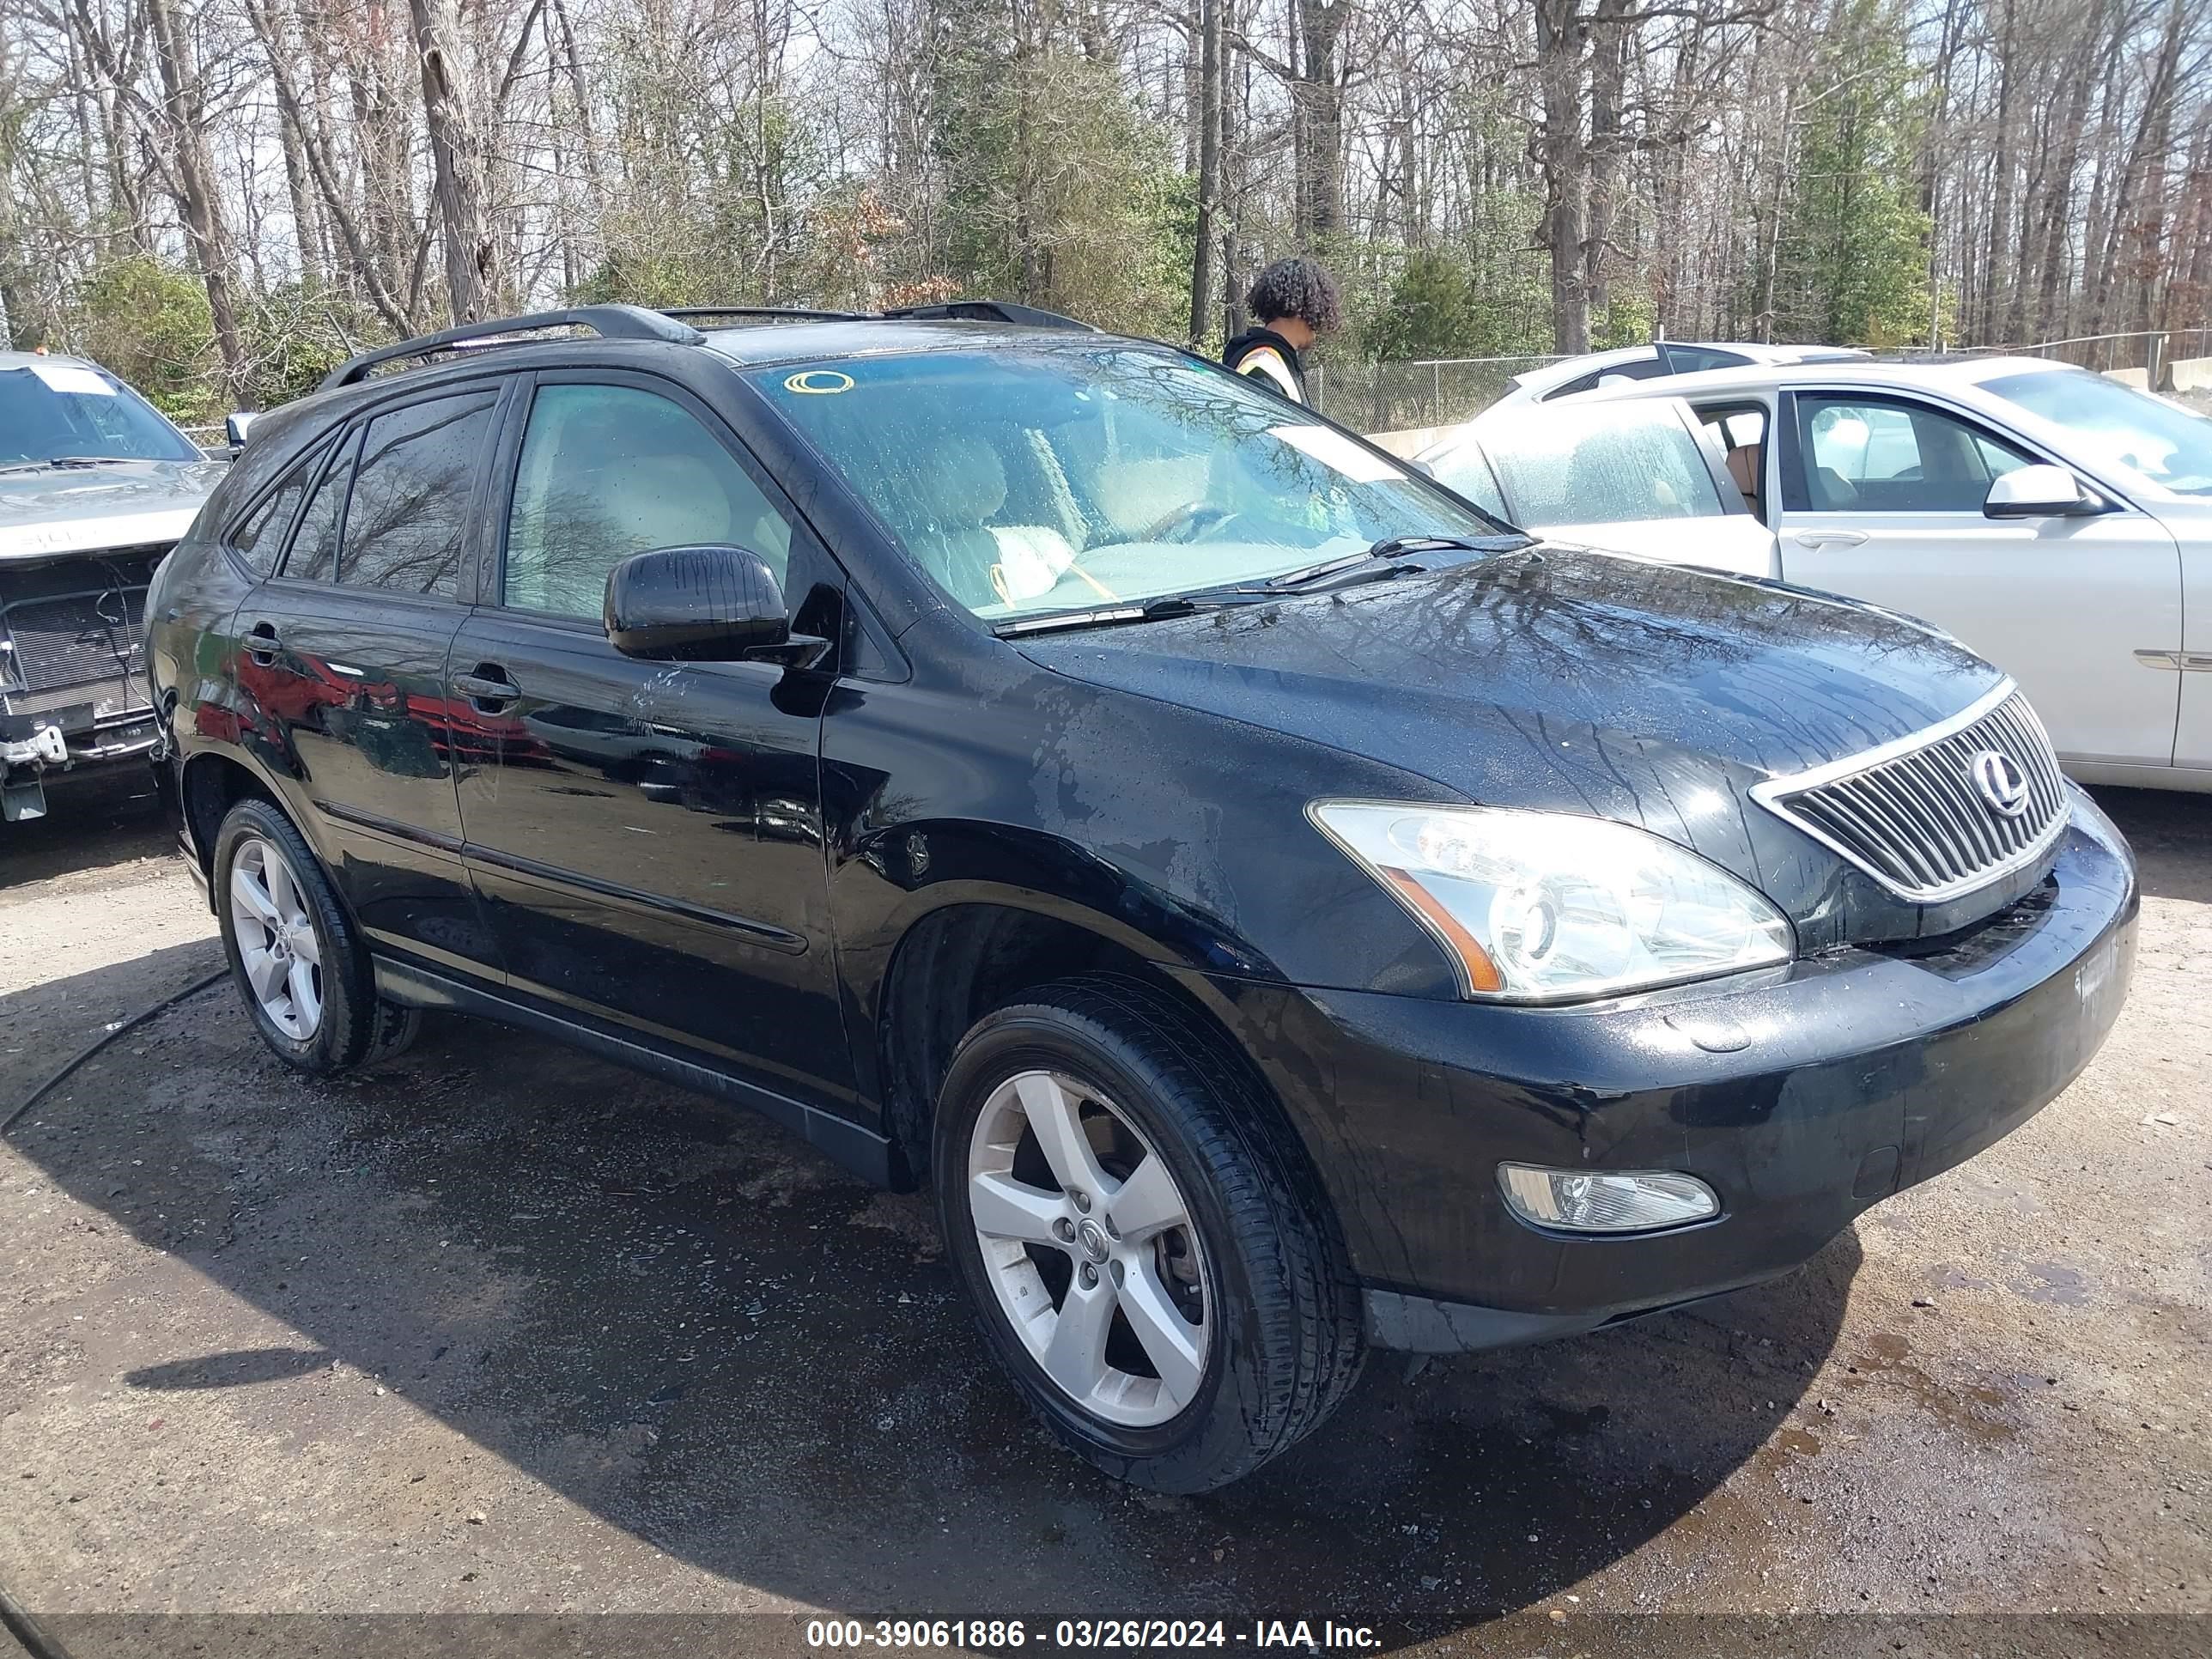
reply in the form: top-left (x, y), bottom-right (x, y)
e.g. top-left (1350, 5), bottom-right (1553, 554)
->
top-left (450, 373), bottom-right (848, 1108)
top-left (233, 584), bottom-right (495, 969)
top-left (2178, 540), bottom-right (2212, 769)
top-left (230, 384), bottom-right (507, 975)
top-left (448, 618), bottom-right (845, 1099)
top-left (1775, 391), bottom-right (2182, 767)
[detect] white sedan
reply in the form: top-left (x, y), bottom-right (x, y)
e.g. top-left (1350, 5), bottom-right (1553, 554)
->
top-left (1415, 396), bottom-right (1779, 577)
top-left (1564, 356), bottom-right (2212, 791)
top-left (1489, 340), bottom-right (1869, 411)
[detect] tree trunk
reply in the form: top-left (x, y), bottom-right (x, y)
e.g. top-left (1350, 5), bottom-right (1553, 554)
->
top-left (1188, 0), bottom-right (1223, 343)
top-left (143, 0), bottom-right (251, 404)
top-left (410, 0), bottom-right (493, 322)
top-left (1291, 0), bottom-right (1346, 240)
top-left (1583, 0), bottom-right (1629, 338)
top-left (1534, 0), bottom-right (1589, 355)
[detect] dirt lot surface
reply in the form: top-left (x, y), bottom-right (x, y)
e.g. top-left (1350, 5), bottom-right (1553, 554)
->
top-left (1, 772), bottom-right (2206, 1658)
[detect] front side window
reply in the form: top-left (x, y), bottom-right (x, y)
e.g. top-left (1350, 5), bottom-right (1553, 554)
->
top-left (1984, 366), bottom-right (2212, 497)
top-left (751, 346), bottom-right (1503, 619)
top-left (0, 362), bottom-right (202, 465)
top-left (1796, 396), bottom-right (2033, 513)
top-left (334, 391), bottom-right (499, 597)
top-left (1476, 402), bottom-right (1726, 526)
top-left (503, 383), bottom-right (794, 617)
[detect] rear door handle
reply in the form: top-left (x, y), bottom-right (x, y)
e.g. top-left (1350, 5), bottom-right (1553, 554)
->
top-left (246, 621), bottom-right (282, 665)
top-left (453, 665), bottom-right (520, 712)
top-left (1791, 529), bottom-right (1869, 549)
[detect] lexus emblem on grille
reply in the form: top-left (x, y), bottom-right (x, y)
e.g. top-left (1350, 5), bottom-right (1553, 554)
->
top-left (1968, 750), bottom-right (2031, 818)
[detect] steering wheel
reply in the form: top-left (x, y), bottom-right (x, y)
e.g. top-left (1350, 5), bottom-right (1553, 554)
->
top-left (1141, 502), bottom-right (1249, 544)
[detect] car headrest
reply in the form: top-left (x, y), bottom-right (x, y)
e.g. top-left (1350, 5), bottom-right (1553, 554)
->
top-left (908, 436), bottom-right (1007, 529)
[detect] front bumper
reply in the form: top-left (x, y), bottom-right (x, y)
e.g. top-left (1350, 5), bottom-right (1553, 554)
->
top-left (1186, 793), bottom-right (2138, 1352)
top-left (1, 702), bottom-right (161, 820)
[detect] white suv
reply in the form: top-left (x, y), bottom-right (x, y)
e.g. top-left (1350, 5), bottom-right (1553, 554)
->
top-left (1567, 356), bottom-right (2212, 791)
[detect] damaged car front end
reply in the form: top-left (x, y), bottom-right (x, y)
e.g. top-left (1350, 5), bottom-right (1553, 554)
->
top-left (0, 354), bottom-right (222, 823)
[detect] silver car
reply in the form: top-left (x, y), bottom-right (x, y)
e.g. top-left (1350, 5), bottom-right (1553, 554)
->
top-left (0, 352), bottom-right (223, 823)
top-left (1566, 356), bottom-right (2212, 792)
top-left (1489, 340), bottom-right (1870, 411)
top-left (1415, 395), bottom-right (1780, 577)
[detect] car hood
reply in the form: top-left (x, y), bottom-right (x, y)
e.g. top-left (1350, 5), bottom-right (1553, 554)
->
top-left (0, 459), bottom-right (222, 562)
top-left (1015, 547), bottom-right (2010, 945)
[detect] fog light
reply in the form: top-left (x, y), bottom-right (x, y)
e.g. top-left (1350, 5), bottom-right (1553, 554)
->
top-left (1497, 1163), bottom-right (1719, 1234)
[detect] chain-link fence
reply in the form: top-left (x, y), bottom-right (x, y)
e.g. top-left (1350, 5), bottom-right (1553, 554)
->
top-left (1891, 328), bottom-right (2212, 385)
top-left (1308, 354), bottom-right (1565, 436)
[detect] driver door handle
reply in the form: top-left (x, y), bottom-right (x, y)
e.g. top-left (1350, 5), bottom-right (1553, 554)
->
top-left (246, 622), bottom-right (282, 665)
top-left (1792, 529), bottom-right (1869, 549)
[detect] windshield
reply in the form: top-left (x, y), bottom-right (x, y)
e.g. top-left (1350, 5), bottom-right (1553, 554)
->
top-left (750, 345), bottom-right (1508, 619)
top-left (0, 362), bottom-right (202, 465)
top-left (1437, 402), bottom-right (1726, 528)
top-left (1984, 367), bottom-right (2212, 497)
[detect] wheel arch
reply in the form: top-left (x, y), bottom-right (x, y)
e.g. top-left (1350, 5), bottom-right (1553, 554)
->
top-left (179, 744), bottom-right (339, 908)
top-left (870, 890), bottom-right (1302, 1199)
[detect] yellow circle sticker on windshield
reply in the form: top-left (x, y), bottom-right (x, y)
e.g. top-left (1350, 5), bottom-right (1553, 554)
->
top-left (784, 369), bottom-right (854, 395)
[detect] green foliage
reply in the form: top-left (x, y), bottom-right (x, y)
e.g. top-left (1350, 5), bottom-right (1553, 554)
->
top-left (932, 15), bottom-right (1188, 336)
top-left (243, 286), bottom-right (380, 409)
top-left (1765, 0), bottom-right (1933, 346)
top-left (70, 257), bottom-right (216, 422)
top-left (1593, 290), bottom-right (1656, 351)
top-left (1368, 251), bottom-right (1478, 362)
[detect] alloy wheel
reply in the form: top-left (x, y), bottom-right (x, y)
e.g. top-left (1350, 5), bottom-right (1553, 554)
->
top-left (966, 1068), bottom-right (1212, 1427)
top-left (228, 835), bottom-right (325, 1041)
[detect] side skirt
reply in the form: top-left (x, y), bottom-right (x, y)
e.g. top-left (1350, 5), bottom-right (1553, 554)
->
top-left (372, 956), bottom-right (894, 1187)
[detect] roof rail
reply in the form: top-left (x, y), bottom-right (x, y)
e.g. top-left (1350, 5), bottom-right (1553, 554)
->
top-left (881, 301), bottom-right (1098, 331)
top-left (662, 305), bottom-right (866, 324)
top-left (319, 305), bottom-right (706, 392)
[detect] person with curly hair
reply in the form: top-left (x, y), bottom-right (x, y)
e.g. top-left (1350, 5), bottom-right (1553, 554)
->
top-left (1221, 256), bottom-right (1342, 404)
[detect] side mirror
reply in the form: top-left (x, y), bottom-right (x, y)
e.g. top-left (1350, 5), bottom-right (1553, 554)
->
top-left (604, 544), bottom-right (829, 667)
top-left (224, 411), bottom-right (258, 452)
top-left (1984, 464), bottom-right (2100, 519)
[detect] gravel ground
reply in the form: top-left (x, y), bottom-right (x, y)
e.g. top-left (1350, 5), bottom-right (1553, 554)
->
top-left (0, 772), bottom-right (2206, 1658)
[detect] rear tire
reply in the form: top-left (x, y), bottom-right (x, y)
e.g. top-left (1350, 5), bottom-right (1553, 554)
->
top-left (213, 798), bottom-right (389, 1075)
top-left (933, 975), bottom-right (1364, 1492)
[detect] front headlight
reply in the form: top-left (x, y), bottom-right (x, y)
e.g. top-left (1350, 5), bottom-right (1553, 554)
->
top-left (1309, 801), bottom-right (1795, 1002)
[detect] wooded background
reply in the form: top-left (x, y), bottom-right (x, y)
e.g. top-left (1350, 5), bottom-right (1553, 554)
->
top-left (1, 0), bottom-right (2207, 422)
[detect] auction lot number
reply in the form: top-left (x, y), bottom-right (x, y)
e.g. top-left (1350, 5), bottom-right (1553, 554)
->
top-left (805, 1620), bottom-right (1233, 1649)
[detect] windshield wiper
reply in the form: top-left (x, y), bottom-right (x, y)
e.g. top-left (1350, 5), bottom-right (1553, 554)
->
top-left (1261, 532), bottom-right (1529, 592)
top-left (993, 594), bottom-right (1218, 638)
top-left (46, 456), bottom-right (139, 468)
top-left (994, 532), bottom-right (1536, 637)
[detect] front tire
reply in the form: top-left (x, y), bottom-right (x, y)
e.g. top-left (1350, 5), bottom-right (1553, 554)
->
top-left (933, 975), bottom-right (1363, 1492)
top-left (213, 798), bottom-right (392, 1074)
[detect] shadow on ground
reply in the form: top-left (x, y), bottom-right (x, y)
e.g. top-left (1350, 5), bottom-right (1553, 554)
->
top-left (4, 944), bottom-right (1856, 1647)
top-left (2094, 786), bottom-right (2212, 903)
top-left (0, 766), bottom-right (173, 889)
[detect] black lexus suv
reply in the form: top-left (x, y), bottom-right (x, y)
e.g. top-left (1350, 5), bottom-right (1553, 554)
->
top-left (145, 302), bottom-right (2137, 1492)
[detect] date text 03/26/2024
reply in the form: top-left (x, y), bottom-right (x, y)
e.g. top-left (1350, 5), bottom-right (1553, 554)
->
top-left (804, 1620), bottom-right (1382, 1650)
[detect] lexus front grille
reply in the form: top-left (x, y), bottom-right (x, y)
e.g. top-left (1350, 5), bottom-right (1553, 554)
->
top-left (1753, 681), bottom-right (2069, 903)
